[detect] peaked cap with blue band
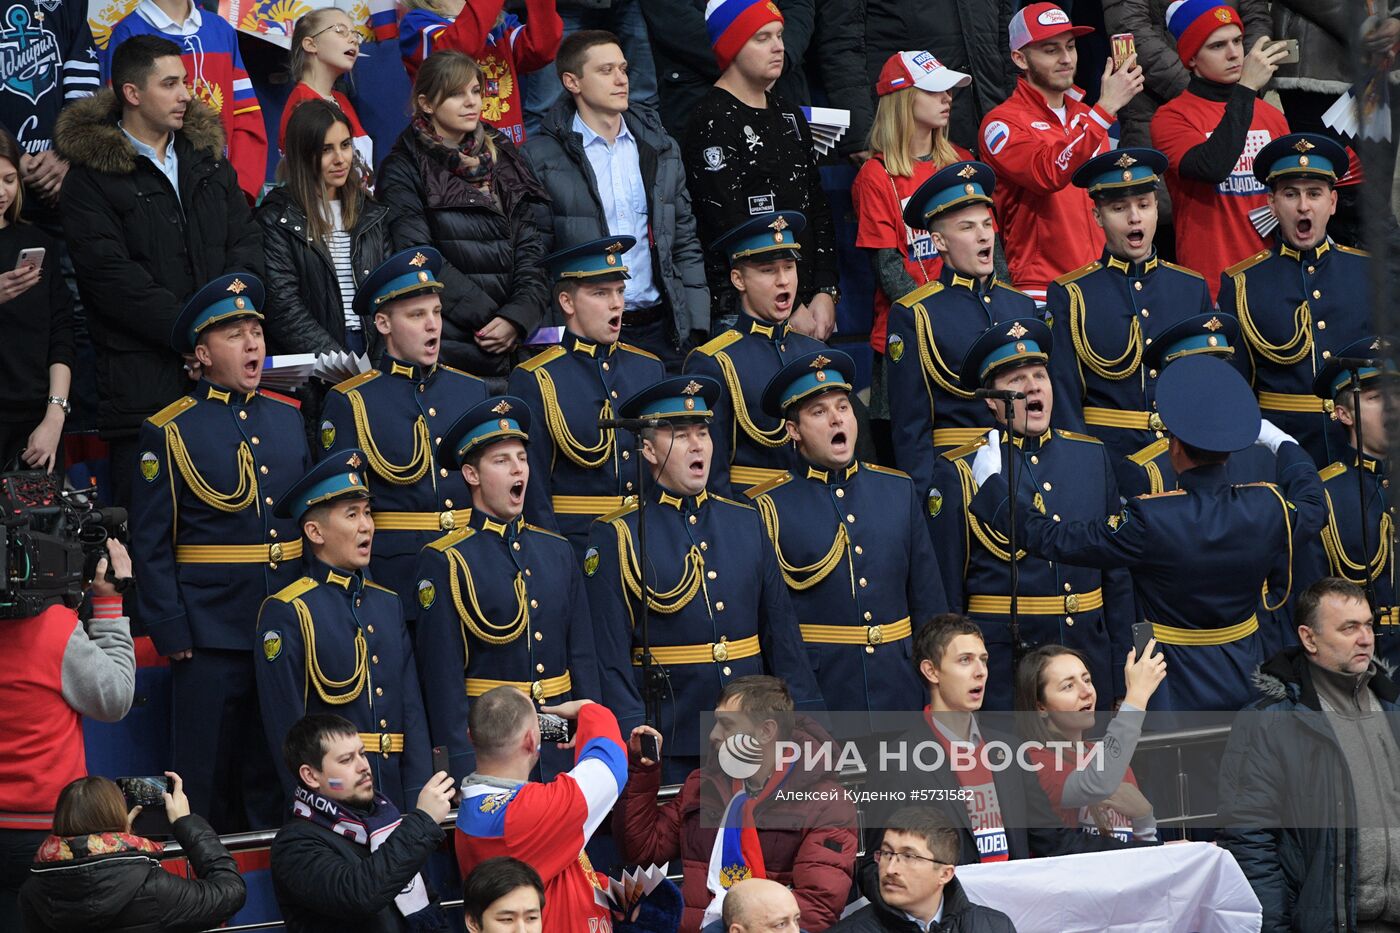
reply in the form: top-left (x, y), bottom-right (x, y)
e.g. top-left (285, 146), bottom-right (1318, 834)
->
top-left (1253, 132), bottom-right (1349, 186)
top-left (760, 349), bottom-right (856, 418)
top-left (353, 246), bottom-right (446, 319)
top-left (1072, 147), bottom-right (1168, 197)
top-left (1143, 313), bottom-right (1240, 372)
top-left (275, 448), bottom-right (372, 521)
top-left (171, 273), bottom-right (265, 354)
top-left (437, 396), bottom-right (532, 470)
top-left (959, 317), bottom-right (1051, 391)
top-left (1312, 336), bottom-right (1398, 400)
top-left (619, 375), bottom-right (721, 423)
top-left (1156, 355), bottom-right (1260, 453)
top-left (902, 161), bottom-right (995, 229)
top-left (544, 235), bottom-right (635, 283)
top-left (712, 211), bottom-right (805, 265)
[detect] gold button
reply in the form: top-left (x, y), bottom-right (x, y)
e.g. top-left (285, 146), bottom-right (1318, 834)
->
top-left (1322, 350), bottom-right (1331, 359)
top-left (1066, 617), bottom-right (1075, 626)
top-left (1065, 593), bottom-right (1080, 613)
top-left (525, 568), bottom-right (532, 576)
top-left (375, 687), bottom-right (383, 696)
top-left (707, 570), bottom-right (717, 579)
top-left (622, 450), bottom-right (631, 460)
top-left (444, 499), bottom-right (454, 508)
top-left (435, 436), bottom-right (442, 444)
top-left (716, 601), bottom-right (725, 611)
top-left (626, 482), bottom-right (634, 491)
top-left (1053, 514), bottom-right (1061, 522)
top-left (530, 598), bottom-right (539, 608)
top-left (1155, 431), bottom-right (1164, 439)
top-left (534, 631), bottom-right (543, 641)
top-left (1307, 265), bottom-right (1315, 274)
top-left (367, 625), bottom-right (375, 634)
top-left (983, 296), bottom-right (991, 304)
top-left (259, 465), bottom-right (268, 475)
top-left (722, 665), bottom-right (731, 675)
top-left (865, 645), bottom-right (876, 654)
top-left (269, 561), bottom-right (279, 570)
top-left (835, 489), bottom-right (845, 498)
top-left (536, 663), bottom-right (545, 673)
top-left (269, 529), bottom-right (278, 539)
top-left (1030, 455), bottom-right (1039, 464)
top-left (713, 640), bottom-right (729, 661)
top-left (1312, 289), bottom-right (1321, 299)
top-left (428, 407), bottom-right (437, 416)
top-left (689, 515), bottom-right (697, 524)
top-left (372, 654), bottom-right (379, 664)
top-left (1063, 582), bottom-right (1072, 592)
top-left (265, 496), bottom-right (274, 505)
top-left (611, 390), bottom-right (619, 399)
top-left (238, 411), bottom-right (247, 420)
top-left (854, 545), bottom-right (863, 555)
top-left (1133, 281), bottom-right (1142, 291)
top-left (846, 513), bottom-right (855, 523)
top-left (1317, 321), bottom-right (1326, 330)
top-left (418, 385), bottom-right (425, 393)
top-left (1140, 309), bottom-right (1149, 317)
top-left (513, 541), bottom-right (521, 550)
top-left (440, 468), bottom-right (449, 477)
top-left (1148, 369), bottom-right (1158, 379)
top-left (251, 436), bottom-right (260, 445)
top-left (602, 361), bottom-right (611, 371)
top-left (864, 611), bottom-right (873, 621)
top-left (380, 719), bottom-right (387, 728)
top-left (700, 541), bottom-right (709, 550)
top-left (1042, 481), bottom-right (1052, 491)
top-left (859, 577), bottom-right (868, 587)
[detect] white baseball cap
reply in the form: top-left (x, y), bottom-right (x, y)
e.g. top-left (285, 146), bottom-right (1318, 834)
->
top-left (876, 50), bottom-right (972, 97)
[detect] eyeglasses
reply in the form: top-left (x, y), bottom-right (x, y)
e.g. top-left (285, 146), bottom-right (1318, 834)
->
top-left (871, 848), bottom-right (945, 868)
top-left (312, 23), bottom-right (363, 45)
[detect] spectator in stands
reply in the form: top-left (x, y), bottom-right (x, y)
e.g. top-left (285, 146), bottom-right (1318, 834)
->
top-left (463, 857), bottom-right (545, 933)
top-left (379, 50), bottom-right (549, 384)
top-left (523, 29), bottom-right (709, 368)
top-left (1150, 3), bottom-right (1290, 300)
top-left (834, 807), bottom-right (1016, 932)
top-left (1218, 577), bottom-right (1400, 932)
top-left (398, 0), bottom-right (563, 145)
top-left (818, 0), bottom-right (1014, 157)
top-left (615, 675), bottom-right (857, 932)
top-left (0, 128), bottom-right (74, 472)
top-left (719, 878), bottom-right (803, 933)
top-left (56, 34), bottom-right (263, 508)
top-left (279, 8), bottom-right (373, 167)
top-left (640, 0), bottom-right (815, 143)
top-left (978, 3), bottom-right (1144, 305)
top-left (100, 0), bottom-right (268, 202)
top-left (455, 689), bottom-right (627, 933)
top-left (18, 772), bottom-right (245, 933)
top-left (1014, 644), bottom-right (1166, 843)
top-left (861, 616), bottom-right (1138, 862)
top-left (0, 543), bottom-right (134, 931)
top-left (851, 52), bottom-right (974, 459)
top-left (259, 99), bottom-right (391, 360)
top-left (270, 714), bottom-right (456, 933)
top-left (682, 0), bottom-right (838, 338)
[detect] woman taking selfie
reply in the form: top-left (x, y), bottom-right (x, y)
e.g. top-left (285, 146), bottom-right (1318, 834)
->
top-left (377, 49), bottom-right (548, 384)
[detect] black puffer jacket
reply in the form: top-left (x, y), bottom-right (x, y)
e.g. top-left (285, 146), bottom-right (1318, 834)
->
top-left (54, 90), bottom-right (263, 437)
top-left (18, 815), bottom-right (246, 933)
top-left (834, 868), bottom-right (1017, 932)
top-left (255, 185), bottom-right (393, 355)
top-left (817, 0), bottom-right (1018, 154)
top-left (377, 125), bottom-right (549, 380)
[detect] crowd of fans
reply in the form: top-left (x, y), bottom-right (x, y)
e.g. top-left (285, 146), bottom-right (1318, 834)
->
top-left (1, 0), bottom-right (1400, 930)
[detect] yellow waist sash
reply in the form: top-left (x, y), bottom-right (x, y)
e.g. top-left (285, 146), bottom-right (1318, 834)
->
top-left (175, 540), bottom-right (302, 565)
top-left (633, 634), bottom-right (761, 666)
top-left (1150, 615), bottom-right (1259, 646)
top-left (1257, 391), bottom-right (1329, 414)
top-left (373, 509), bottom-right (472, 531)
top-left (967, 588), bottom-right (1104, 616)
top-left (466, 670), bottom-right (573, 704)
top-left (1082, 408), bottom-right (1164, 432)
top-left (799, 617), bottom-right (911, 646)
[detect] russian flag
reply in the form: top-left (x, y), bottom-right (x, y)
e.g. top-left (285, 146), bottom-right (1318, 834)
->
top-left (367, 0), bottom-right (398, 43)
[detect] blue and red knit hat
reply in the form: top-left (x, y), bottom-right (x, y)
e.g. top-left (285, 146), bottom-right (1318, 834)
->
top-left (704, 0), bottom-right (784, 71)
top-left (1165, 0), bottom-right (1244, 66)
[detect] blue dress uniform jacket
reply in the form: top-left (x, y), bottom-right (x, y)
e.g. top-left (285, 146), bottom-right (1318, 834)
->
top-left (683, 315), bottom-right (826, 496)
top-left (254, 557), bottom-right (431, 809)
top-left (1047, 251), bottom-right (1214, 463)
top-left (131, 380), bottom-right (310, 654)
top-left (410, 508), bottom-right (601, 781)
top-left (885, 265), bottom-right (1038, 500)
top-left (744, 460), bottom-right (946, 718)
top-left (932, 430), bottom-right (1136, 709)
top-left (1298, 451), bottom-right (1399, 666)
top-left (320, 355), bottom-right (487, 616)
top-left (508, 336), bottom-right (666, 554)
top-left (584, 485), bottom-right (822, 765)
top-left (1217, 240), bottom-right (1372, 467)
top-left (972, 441), bottom-right (1327, 712)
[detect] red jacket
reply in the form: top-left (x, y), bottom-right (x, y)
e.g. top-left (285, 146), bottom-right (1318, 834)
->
top-left (613, 721), bottom-right (857, 933)
top-left (979, 79), bottom-right (1112, 302)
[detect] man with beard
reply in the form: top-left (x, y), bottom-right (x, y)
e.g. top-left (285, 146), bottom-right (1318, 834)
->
top-left (746, 350), bottom-right (946, 718)
top-left (412, 396), bottom-right (601, 781)
top-left (929, 319), bottom-right (1135, 709)
top-left (978, 3), bottom-right (1143, 306)
top-left (509, 237), bottom-right (665, 558)
top-left (1217, 134), bottom-right (1373, 468)
top-left (255, 450), bottom-right (432, 809)
top-left (1048, 147), bottom-right (1214, 467)
top-left (320, 247), bottom-right (487, 620)
top-left (584, 375), bottom-right (821, 780)
top-left (885, 161), bottom-right (1038, 506)
top-left (685, 212), bottom-right (828, 497)
top-left (131, 273), bottom-right (309, 831)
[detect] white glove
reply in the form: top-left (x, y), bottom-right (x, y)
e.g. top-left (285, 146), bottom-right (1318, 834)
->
top-left (1255, 418), bottom-right (1296, 454)
top-left (971, 429), bottom-right (1002, 486)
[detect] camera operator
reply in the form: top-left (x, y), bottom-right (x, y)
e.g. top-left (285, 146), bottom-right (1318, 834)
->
top-left (0, 540), bottom-right (135, 930)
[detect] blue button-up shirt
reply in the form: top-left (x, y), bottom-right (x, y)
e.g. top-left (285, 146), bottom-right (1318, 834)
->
top-left (573, 112), bottom-right (660, 310)
top-left (120, 122), bottom-right (180, 201)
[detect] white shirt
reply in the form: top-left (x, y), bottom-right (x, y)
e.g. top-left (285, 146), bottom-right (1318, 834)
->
top-left (572, 112), bottom-right (661, 311)
top-left (903, 897), bottom-right (945, 931)
top-left (136, 0), bottom-right (201, 35)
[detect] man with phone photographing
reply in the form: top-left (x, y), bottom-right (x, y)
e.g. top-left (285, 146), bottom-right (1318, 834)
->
top-left (455, 688), bottom-right (627, 933)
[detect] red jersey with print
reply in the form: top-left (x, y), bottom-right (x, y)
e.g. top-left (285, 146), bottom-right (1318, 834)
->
top-left (1025, 744), bottom-right (1141, 843)
top-left (278, 83), bottom-right (373, 168)
top-left (455, 704), bottom-right (626, 933)
top-left (398, 0), bottom-right (562, 146)
top-left (926, 710), bottom-right (1009, 863)
top-left (978, 79), bottom-right (1112, 303)
top-left (852, 144), bottom-right (973, 352)
top-left (1151, 89), bottom-right (1290, 302)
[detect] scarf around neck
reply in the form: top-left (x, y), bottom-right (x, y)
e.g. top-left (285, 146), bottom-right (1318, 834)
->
top-left (412, 113), bottom-right (495, 188)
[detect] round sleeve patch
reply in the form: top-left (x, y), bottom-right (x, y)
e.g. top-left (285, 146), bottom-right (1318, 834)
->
top-left (887, 333), bottom-right (905, 363)
top-left (320, 420), bottom-right (336, 450)
top-left (417, 579), bottom-right (436, 609)
top-left (983, 120), bottom-right (1010, 156)
top-left (140, 451), bottom-right (160, 482)
top-left (262, 629), bottom-right (283, 661)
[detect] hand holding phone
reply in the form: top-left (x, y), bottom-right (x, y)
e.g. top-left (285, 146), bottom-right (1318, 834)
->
top-left (1126, 624), bottom-right (1168, 709)
top-left (1111, 33), bottom-right (1136, 71)
top-left (15, 247), bottom-right (45, 272)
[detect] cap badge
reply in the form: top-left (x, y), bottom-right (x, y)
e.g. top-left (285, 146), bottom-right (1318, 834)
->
top-left (956, 165), bottom-right (977, 178)
top-left (1207, 335), bottom-right (1220, 347)
top-left (683, 380), bottom-right (704, 396)
top-left (226, 278), bottom-right (247, 294)
top-left (1015, 341), bottom-right (1027, 353)
top-left (498, 419), bottom-right (511, 430)
top-left (769, 216), bottom-right (789, 232)
top-left (234, 297), bottom-right (246, 309)
top-left (606, 254), bottom-right (618, 266)
top-left (1204, 316), bottom-right (1224, 332)
top-left (1121, 170), bottom-right (1135, 182)
top-left (417, 271), bottom-right (429, 282)
top-left (1298, 155), bottom-right (1310, 166)
top-left (606, 240), bottom-right (625, 252)
top-left (965, 184), bottom-right (977, 195)
top-left (815, 370), bottom-right (827, 382)
top-left (810, 354), bottom-right (831, 369)
top-left (684, 398), bottom-right (696, 411)
top-left (347, 472), bottom-right (360, 486)
top-left (346, 453), bottom-right (363, 469)
top-left (1371, 338), bottom-right (1382, 350)
top-left (492, 400), bottom-right (513, 414)
top-left (1214, 7), bottom-right (1231, 21)
top-left (1007, 322), bottom-right (1030, 339)
top-left (409, 252), bottom-right (428, 267)
top-left (1294, 138), bottom-right (1316, 153)
top-left (1114, 153), bottom-right (1137, 168)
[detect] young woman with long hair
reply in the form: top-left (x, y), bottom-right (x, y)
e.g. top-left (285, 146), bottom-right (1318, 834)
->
top-left (280, 7), bottom-right (373, 166)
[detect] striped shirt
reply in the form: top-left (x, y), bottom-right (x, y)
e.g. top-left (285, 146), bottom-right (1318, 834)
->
top-left (327, 200), bottom-right (359, 332)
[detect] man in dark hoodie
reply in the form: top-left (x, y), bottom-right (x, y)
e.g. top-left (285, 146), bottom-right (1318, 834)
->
top-left (1218, 577), bottom-right (1400, 932)
top-left (834, 806), bottom-right (1015, 933)
top-left (54, 33), bottom-right (262, 508)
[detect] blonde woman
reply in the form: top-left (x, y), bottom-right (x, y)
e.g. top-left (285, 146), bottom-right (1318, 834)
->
top-left (851, 51), bottom-right (973, 445)
top-left (279, 7), bottom-right (373, 167)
